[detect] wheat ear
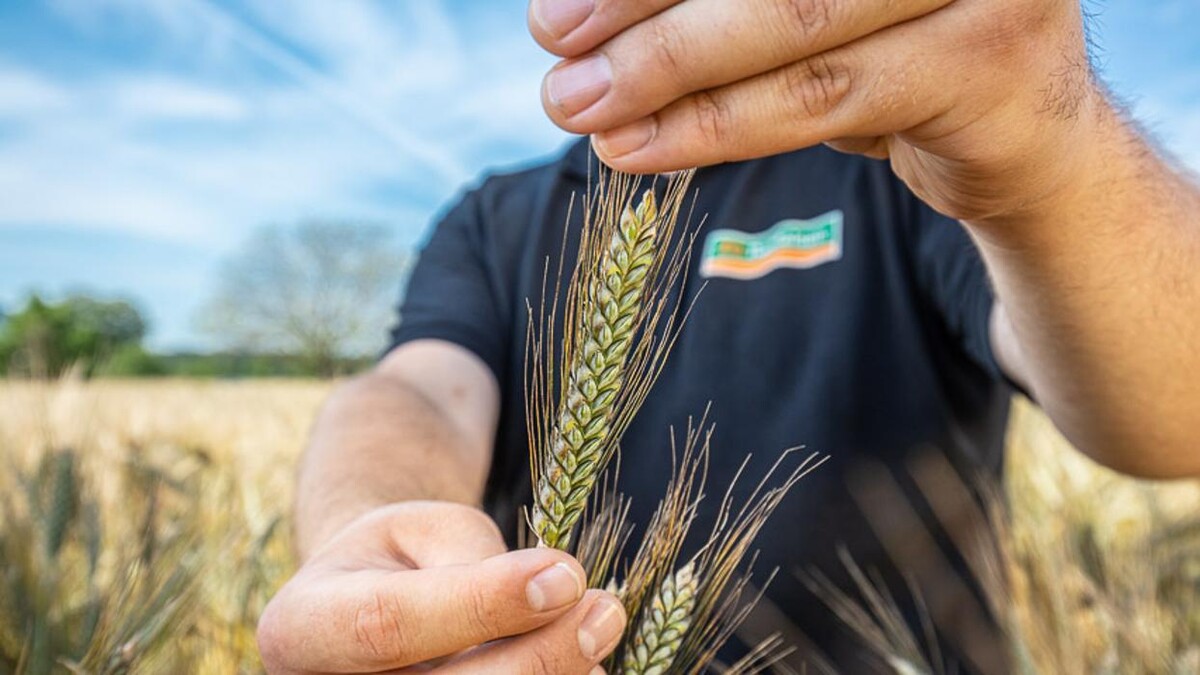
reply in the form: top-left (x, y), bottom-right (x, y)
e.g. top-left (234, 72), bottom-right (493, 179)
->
top-left (531, 190), bottom-right (657, 548)
top-left (526, 167), bottom-right (698, 550)
top-left (623, 563), bottom-right (699, 675)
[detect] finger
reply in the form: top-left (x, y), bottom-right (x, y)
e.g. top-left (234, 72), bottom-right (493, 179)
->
top-left (266, 548), bottom-right (588, 671)
top-left (528, 0), bottom-right (681, 57)
top-left (591, 16), bottom-right (955, 173)
top-left (310, 501), bottom-right (508, 571)
top-left (434, 591), bottom-right (626, 675)
top-left (542, 0), bottom-right (952, 132)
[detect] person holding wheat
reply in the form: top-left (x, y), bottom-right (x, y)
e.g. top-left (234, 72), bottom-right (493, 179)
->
top-left (257, 0), bottom-right (1200, 673)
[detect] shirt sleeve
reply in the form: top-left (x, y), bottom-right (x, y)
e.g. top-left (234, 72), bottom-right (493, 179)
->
top-left (387, 186), bottom-right (507, 380)
top-left (904, 197), bottom-right (1008, 384)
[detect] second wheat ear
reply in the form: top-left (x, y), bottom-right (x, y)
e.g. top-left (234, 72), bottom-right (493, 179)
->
top-left (622, 562), bottom-right (698, 674)
top-left (527, 170), bottom-right (696, 550)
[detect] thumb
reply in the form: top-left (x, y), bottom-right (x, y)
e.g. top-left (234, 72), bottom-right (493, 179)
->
top-left (278, 547), bottom-right (589, 671)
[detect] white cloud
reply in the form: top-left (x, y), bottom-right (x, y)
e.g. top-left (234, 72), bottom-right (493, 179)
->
top-left (0, 73), bottom-right (443, 246)
top-left (0, 66), bottom-right (73, 116)
top-left (111, 78), bottom-right (248, 122)
top-left (184, 0), bottom-right (476, 184)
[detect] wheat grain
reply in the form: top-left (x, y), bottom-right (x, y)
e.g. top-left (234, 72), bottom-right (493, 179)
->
top-left (623, 563), bottom-right (698, 675)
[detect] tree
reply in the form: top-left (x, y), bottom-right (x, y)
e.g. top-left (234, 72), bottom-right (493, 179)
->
top-left (0, 295), bottom-right (149, 378)
top-left (198, 221), bottom-right (411, 377)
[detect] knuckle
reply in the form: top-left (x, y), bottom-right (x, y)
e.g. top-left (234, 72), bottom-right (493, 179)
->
top-left (783, 52), bottom-right (852, 119)
top-left (521, 646), bottom-right (560, 675)
top-left (647, 18), bottom-right (688, 84)
top-left (779, 0), bottom-right (837, 42)
top-left (692, 90), bottom-right (734, 148)
top-left (459, 505), bottom-right (505, 541)
top-left (349, 590), bottom-right (412, 662)
top-left (461, 578), bottom-right (500, 638)
top-left (969, 3), bottom-right (1044, 60)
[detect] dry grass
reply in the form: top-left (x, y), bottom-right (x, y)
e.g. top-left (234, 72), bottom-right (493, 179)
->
top-left (0, 379), bottom-right (328, 673)
top-left (0, 381), bottom-right (1196, 672)
top-left (1000, 398), bottom-right (1200, 674)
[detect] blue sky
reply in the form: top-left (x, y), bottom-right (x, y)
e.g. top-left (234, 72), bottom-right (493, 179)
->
top-left (1, 1), bottom-right (1197, 351)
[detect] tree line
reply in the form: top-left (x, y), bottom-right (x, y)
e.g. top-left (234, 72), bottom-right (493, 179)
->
top-left (0, 221), bottom-right (411, 379)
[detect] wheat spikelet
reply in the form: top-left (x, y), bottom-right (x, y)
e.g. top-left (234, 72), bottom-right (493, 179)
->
top-left (44, 449), bottom-right (78, 559)
top-left (622, 563), bottom-right (698, 675)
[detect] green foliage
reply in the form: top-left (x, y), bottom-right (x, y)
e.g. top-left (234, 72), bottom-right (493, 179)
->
top-left (154, 352), bottom-right (371, 379)
top-left (95, 345), bottom-right (168, 378)
top-left (0, 296), bottom-right (147, 379)
top-left (0, 294), bottom-right (374, 380)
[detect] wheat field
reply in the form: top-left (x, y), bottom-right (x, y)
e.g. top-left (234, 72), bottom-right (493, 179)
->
top-left (0, 379), bottom-right (1196, 673)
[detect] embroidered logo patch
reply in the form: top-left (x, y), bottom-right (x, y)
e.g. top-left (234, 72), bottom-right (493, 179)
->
top-left (700, 211), bottom-right (844, 280)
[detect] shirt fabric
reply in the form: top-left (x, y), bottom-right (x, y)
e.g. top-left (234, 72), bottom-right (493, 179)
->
top-left (390, 138), bottom-right (1014, 672)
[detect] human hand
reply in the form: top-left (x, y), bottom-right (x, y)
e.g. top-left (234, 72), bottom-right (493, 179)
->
top-left (257, 501), bottom-right (625, 674)
top-left (531, 0), bottom-right (1102, 222)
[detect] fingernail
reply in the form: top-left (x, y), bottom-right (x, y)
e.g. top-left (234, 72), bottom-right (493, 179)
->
top-left (527, 562), bottom-right (584, 612)
top-left (577, 597), bottom-right (625, 660)
top-left (589, 667), bottom-right (606, 675)
top-left (594, 117), bottom-right (657, 158)
top-left (546, 55), bottom-right (611, 117)
top-left (533, 0), bottom-right (594, 38)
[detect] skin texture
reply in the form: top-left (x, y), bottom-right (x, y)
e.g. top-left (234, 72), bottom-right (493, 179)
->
top-left (260, 2), bottom-right (1200, 672)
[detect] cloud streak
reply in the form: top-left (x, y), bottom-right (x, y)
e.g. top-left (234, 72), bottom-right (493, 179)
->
top-left (186, 0), bottom-right (473, 185)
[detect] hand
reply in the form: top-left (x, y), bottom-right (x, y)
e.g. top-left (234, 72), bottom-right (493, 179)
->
top-left (257, 501), bottom-right (625, 674)
top-left (531, 0), bottom-right (1102, 222)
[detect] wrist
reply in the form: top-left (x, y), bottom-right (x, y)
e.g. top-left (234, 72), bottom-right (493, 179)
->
top-left (966, 86), bottom-right (1116, 234)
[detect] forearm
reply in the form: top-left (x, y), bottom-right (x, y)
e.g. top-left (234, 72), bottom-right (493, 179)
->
top-left (970, 96), bottom-right (1200, 477)
top-left (295, 370), bottom-right (491, 558)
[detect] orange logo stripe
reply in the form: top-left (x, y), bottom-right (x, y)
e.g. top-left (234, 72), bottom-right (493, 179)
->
top-left (701, 243), bottom-right (840, 280)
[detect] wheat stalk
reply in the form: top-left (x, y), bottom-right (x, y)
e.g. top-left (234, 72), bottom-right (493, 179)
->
top-left (527, 169), bottom-right (697, 550)
top-left (623, 563), bottom-right (699, 675)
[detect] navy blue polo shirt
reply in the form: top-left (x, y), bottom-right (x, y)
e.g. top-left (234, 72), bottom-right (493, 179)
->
top-left (390, 138), bottom-right (1013, 671)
